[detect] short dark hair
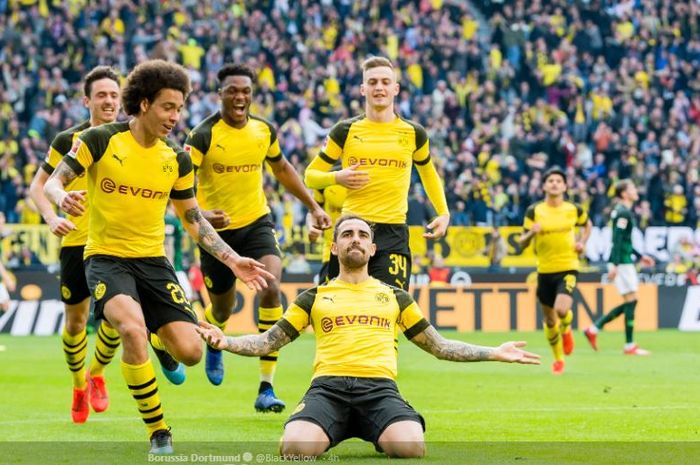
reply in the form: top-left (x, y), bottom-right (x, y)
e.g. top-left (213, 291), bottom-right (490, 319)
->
top-left (333, 215), bottom-right (374, 242)
top-left (615, 179), bottom-right (634, 198)
top-left (543, 166), bottom-right (567, 184)
top-left (121, 60), bottom-right (191, 116)
top-left (217, 63), bottom-right (256, 85)
top-left (84, 66), bottom-right (120, 98)
top-left (361, 56), bottom-right (394, 72)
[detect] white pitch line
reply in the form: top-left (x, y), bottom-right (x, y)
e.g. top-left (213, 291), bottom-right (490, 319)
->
top-left (423, 405), bottom-right (695, 414)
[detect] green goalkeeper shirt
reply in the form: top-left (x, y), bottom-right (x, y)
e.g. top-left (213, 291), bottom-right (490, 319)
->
top-left (609, 203), bottom-right (635, 265)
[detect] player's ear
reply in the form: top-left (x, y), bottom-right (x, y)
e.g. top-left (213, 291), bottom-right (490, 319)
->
top-left (393, 81), bottom-right (400, 96)
top-left (369, 243), bottom-right (376, 257)
top-left (139, 98), bottom-right (150, 114)
top-left (330, 241), bottom-right (338, 256)
top-left (82, 95), bottom-right (90, 109)
top-left (360, 82), bottom-right (366, 97)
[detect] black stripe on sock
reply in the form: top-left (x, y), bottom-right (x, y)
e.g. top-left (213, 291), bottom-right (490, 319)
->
top-left (95, 347), bottom-right (112, 361)
top-left (128, 377), bottom-right (156, 391)
top-left (63, 340), bottom-right (88, 354)
top-left (139, 403), bottom-right (162, 414)
top-left (69, 365), bottom-right (85, 372)
top-left (260, 356), bottom-right (278, 362)
top-left (143, 414), bottom-right (164, 424)
top-left (257, 319), bottom-right (278, 325)
top-left (94, 352), bottom-right (111, 365)
top-left (98, 327), bottom-right (120, 342)
top-left (133, 387), bottom-right (159, 400)
top-left (97, 333), bottom-right (120, 349)
top-left (67, 356), bottom-right (86, 367)
top-left (63, 336), bottom-right (87, 349)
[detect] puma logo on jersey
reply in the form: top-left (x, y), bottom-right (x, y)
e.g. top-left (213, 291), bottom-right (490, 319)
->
top-left (112, 154), bottom-right (125, 166)
top-left (321, 295), bottom-right (335, 304)
top-left (353, 135), bottom-right (364, 142)
top-left (215, 143), bottom-right (225, 150)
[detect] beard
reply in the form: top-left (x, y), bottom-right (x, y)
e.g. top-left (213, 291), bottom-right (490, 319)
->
top-left (339, 247), bottom-right (369, 270)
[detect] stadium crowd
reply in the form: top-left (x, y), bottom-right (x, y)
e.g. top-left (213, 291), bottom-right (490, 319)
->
top-left (1, 0), bottom-right (699, 243)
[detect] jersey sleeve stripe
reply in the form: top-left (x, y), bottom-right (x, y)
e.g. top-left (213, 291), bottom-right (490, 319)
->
top-left (40, 161), bottom-right (55, 175)
top-left (170, 188), bottom-right (195, 200)
top-left (64, 156), bottom-right (85, 176)
top-left (276, 319), bottom-right (300, 340)
top-left (403, 318), bottom-right (430, 340)
top-left (266, 154), bottom-right (283, 163)
top-left (414, 155), bottom-right (431, 166)
top-left (319, 151), bottom-right (335, 165)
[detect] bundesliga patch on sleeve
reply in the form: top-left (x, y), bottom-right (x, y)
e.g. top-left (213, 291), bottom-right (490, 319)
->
top-left (616, 217), bottom-right (628, 229)
top-left (184, 144), bottom-right (191, 153)
top-left (67, 138), bottom-right (82, 158)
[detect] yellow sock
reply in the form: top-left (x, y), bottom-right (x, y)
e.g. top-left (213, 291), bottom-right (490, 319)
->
top-left (258, 306), bottom-right (283, 383)
top-left (62, 327), bottom-right (88, 389)
top-left (544, 323), bottom-right (564, 361)
top-left (89, 321), bottom-right (120, 376)
top-left (559, 309), bottom-right (573, 335)
top-left (121, 359), bottom-right (167, 436)
top-left (149, 332), bottom-right (166, 351)
top-left (204, 304), bottom-right (228, 330)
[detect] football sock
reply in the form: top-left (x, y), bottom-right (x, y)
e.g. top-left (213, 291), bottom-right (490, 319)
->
top-left (258, 305), bottom-right (283, 384)
top-left (122, 359), bottom-right (167, 436)
top-left (62, 327), bottom-right (88, 389)
top-left (559, 309), bottom-right (573, 334)
top-left (595, 302), bottom-right (626, 329)
top-left (545, 323), bottom-right (564, 361)
top-left (624, 300), bottom-right (637, 344)
top-left (89, 320), bottom-right (120, 376)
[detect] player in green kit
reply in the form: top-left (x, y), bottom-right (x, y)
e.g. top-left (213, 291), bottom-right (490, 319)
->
top-left (584, 180), bottom-right (655, 355)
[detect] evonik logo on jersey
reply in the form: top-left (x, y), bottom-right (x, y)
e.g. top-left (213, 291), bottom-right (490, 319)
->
top-left (212, 162), bottom-right (261, 174)
top-left (100, 177), bottom-right (168, 199)
top-left (320, 314), bottom-right (391, 333)
top-left (346, 156), bottom-right (407, 169)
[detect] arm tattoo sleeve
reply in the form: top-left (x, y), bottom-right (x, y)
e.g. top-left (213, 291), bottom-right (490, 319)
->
top-left (410, 326), bottom-right (495, 362)
top-left (53, 162), bottom-right (79, 185)
top-left (224, 325), bottom-right (292, 356)
top-left (183, 207), bottom-right (233, 263)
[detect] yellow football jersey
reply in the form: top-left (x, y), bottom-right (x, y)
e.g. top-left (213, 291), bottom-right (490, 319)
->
top-left (42, 120), bottom-right (91, 246)
top-left (278, 277), bottom-right (429, 380)
top-left (63, 122), bottom-right (194, 259)
top-left (307, 115), bottom-right (439, 224)
top-left (185, 113), bottom-right (282, 230)
top-left (523, 201), bottom-right (589, 273)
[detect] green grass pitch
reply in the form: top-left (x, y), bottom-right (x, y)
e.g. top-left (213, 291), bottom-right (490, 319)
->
top-left (1, 330), bottom-right (698, 465)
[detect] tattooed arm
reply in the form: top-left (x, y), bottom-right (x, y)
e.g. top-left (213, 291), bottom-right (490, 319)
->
top-left (171, 197), bottom-right (274, 291)
top-left (410, 326), bottom-right (541, 364)
top-left (196, 321), bottom-right (292, 356)
top-left (43, 160), bottom-right (87, 217)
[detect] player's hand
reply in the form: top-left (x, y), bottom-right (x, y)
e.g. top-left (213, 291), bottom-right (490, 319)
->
top-left (423, 214), bottom-right (450, 239)
top-left (607, 265), bottom-right (617, 281)
top-left (228, 257), bottom-right (275, 292)
top-left (531, 223), bottom-right (541, 234)
top-left (47, 216), bottom-right (76, 237)
top-left (574, 241), bottom-right (585, 253)
top-left (306, 213), bottom-right (322, 242)
top-left (640, 255), bottom-right (655, 268)
top-left (58, 190), bottom-right (86, 216)
top-left (335, 164), bottom-right (369, 189)
top-left (3, 274), bottom-right (16, 293)
top-left (491, 341), bottom-right (541, 365)
top-left (203, 209), bottom-right (230, 229)
top-left (310, 207), bottom-right (331, 230)
top-left (195, 321), bottom-right (227, 350)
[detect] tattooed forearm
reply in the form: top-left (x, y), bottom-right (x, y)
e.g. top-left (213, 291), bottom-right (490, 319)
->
top-left (183, 207), bottom-right (233, 262)
top-left (44, 161), bottom-right (79, 205)
top-left (225, 325), bottom-right (291, 356)
top-left (411, 326), bottom-right (495, 362)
